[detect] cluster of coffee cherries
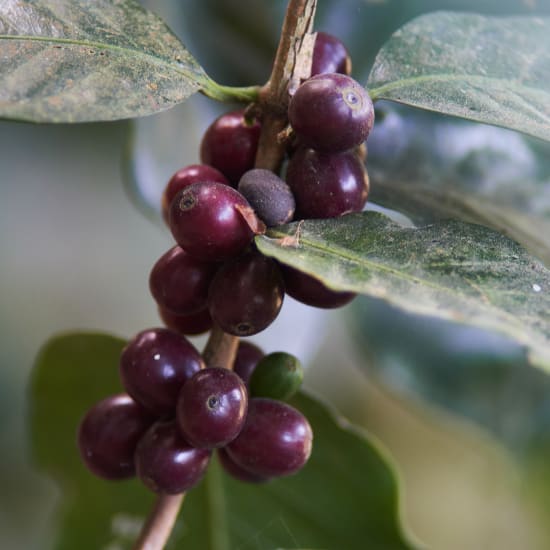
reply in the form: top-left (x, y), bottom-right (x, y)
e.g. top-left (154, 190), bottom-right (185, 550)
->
top-left (78, 328), bottom-right (309, 492)
top-left (77, 32), bottom-right (374, 495)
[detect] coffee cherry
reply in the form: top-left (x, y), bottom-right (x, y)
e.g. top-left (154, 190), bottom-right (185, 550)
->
top-left (119, 328), bottom-right (204, 417)
top-left (280, 264), bottom-right (356, 309)
top-left (233, 341), bottom-right (264, 385)
top-left (177, 368), bottom-right (248, 449)
top-left (226, 398), bottom-right (313, 478)
top-left (217, 448), bottom-right (267, 483)
top-left (200, 110), bottom-right (261, 184)
top-left (158, 306), bottom-right (213, 336)
top-left (162, 164), bottom-right (229, 224)
top-left (135, 420), bottom-right (211, 494)
top-left (311, 32), bottom-right (351, 76)
top-left (238, 169), bottom-right (295, 227)
top-left (78, 394), bottom-right (154, 480)
top-left (288, 73), bottom-right (374, 152)
top-left (208, 251), bottom-right (285, 336)
top-left (249, 352), bottom-right (303, 401)
top-left (169, 181), bottom-right (261, 262)
top-left (286, 148), bottom-right (369, 219)
top-left (149, 246), bottom-right (220, 315)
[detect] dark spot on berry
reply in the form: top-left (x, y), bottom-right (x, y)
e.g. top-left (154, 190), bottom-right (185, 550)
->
top-left (236, 322), bottom-right (253, 335)
top-left (207, 395), bottom-right (220, 410)
top-left (179, 191), bottom-right (196, 211)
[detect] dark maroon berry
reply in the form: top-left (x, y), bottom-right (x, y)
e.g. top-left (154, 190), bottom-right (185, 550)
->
top-left (226, 398), bottom-right (313, 478)
top-left (217, 448), bottom-right (267, 483)
top-left (200, 110), bottom-right (261, 185)
top-left (238, 169), bottom-right (295, 227)
top-left (233, 341), bottom-right (264, 385)
top-left (158, 306), bottom-right (213, 336)
top-left (208, 251), bottom-right (284, 336)
top-left (177, 368), bottom-right (248, 449)
top-left (286, 148), bottom-right (369, 219)
top-left (120, 328), bottom-right (204, 417)
top-left (311, 32), bottom-right (351, 76)
top-left (280, 264), bottom-right (356, 308)
top-left (149, 246), bottom-right (220, 315)
top-left (169, 181), bottom-right (262, 262)
top-left (162, 164), bottom-right (229, 224)
top-left (78, 394), bottom-right (154, 480)
top-left (135, 420), bottom-right (211, 494)
top-left (289, 73), bottom-right (374, 152)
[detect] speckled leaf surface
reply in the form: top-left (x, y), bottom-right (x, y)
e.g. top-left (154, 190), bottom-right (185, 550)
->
top-left (368, 13), bottom-right (550, 142)
top-left (0, 0), bottom-right (209, 122)
top-left (256, 212), bottom-right (550, 371)
top-left (371, 181), bottom-right (550, 268)
top-left (31, 332), bottom-right (414, 550)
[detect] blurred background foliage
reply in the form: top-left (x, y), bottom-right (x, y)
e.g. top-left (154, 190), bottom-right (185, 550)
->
top-left (1, 0), bottom-right (550, 548)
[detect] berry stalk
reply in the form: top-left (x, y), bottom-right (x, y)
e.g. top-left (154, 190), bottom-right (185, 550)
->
top-left (132, 1), bottom-right (318, 548)
top-left (255, 0), bottom-right (317, 171)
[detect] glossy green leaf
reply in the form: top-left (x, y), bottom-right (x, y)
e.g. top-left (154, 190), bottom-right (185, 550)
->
top-left (0, 0), bottom-right (254, 123)
top-left (31, 332), bottom-right (414, 550)
top-left (256, 212), bottom-right (550, 371)
top-left (368, 13), bottom-right (550, 142)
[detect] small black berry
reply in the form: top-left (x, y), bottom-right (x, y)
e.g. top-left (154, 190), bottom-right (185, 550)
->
top-left (238, 169), bottom-right (295, 227)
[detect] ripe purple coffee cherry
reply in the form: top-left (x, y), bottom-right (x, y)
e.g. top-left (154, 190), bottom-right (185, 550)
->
top-left (286, 148), bottom-right (369, 219)
top-left (238, 169), bottom-right (295, 227)
top-left (311, 32), bottom-right (351, 76)
top-left (233, 341), bottom-right (264, 386)
top-left (288, 73), bottom-right (374, 152)
top-left (149, 246), bottom-right (220, 315)
top-left (78, 394), bottom-right (154, 480)
top-left (280, 264), bottom-right (356, 309)
top-left (200, 110), bottom-right (261, 185)
top-left (177, 368), bottom-right (248, 449)
top-left (135, 420), bottom-right (211, 494)
top-left (158, 306), bottom-right (213, 336)
top-left (226, 398), bottom-right (313, 478)
top-left (162, 164), bottom-right (229, 224)
top-left (169, 181), bottom-right (262, 262)
top-left (217, 448), bottom-right (267, 483)
top-left (208, 251), bottom-right (285, 336)
top-left (119, 328), bottom-right (204, 417)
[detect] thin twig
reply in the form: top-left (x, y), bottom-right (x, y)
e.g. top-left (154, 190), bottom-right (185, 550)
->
top-left (132, 1), bottom-right (318, 548)
top-left (255, 0), bottom-right (317, 171)
top-left (132, 494), bottom-right (185, 550)
top-left (202, 324), bottom-right (239, 370)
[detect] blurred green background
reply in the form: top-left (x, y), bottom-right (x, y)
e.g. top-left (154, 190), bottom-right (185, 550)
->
top-left (1, 1), bottom-right (550, 548)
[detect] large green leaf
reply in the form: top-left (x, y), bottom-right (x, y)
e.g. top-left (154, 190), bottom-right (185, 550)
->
top-left (0, 0), bottom-right (218, 122)
top-left (351, 296), bottom-right (550, 450)
top-left (366, 104), bottom-right (550, 266)
top-left (255, 212), bottom-right (550, 371)
top-left (371, 180), bottom-right (550, 267)
top-left (31, 333), bottom-right (413, 550)
top-left (367, 13), bottom-right (550, 142)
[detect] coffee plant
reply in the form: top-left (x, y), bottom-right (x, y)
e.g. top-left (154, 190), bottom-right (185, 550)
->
top-left (1, 0), bottom-right (550, 548)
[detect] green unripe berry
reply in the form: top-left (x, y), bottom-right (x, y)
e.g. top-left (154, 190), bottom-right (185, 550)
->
top-left (249, 352), bottom-right (303, 402)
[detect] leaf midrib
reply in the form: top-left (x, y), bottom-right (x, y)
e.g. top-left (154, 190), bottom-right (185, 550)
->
top-left (262, 228), bottom-right (529, 329)
top-left (369, 72), bottom-right (549, 110)
top-left (0, 34), bottom-right (205, 83)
